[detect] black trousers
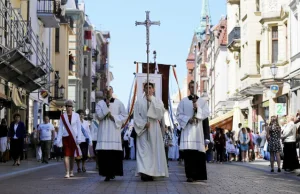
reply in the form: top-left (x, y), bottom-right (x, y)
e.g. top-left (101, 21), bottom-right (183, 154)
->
top-left (165, 147), bottom-right (169, 164)
top-left (183, 150), bottom-right (207, 180)
top-left (98, 150), bottom-right (123, 177)
top-left (216, 145), bottom-right (224, 162)
top-left (10, 139), bottom-right (23, 161)
top-left (122, 140), bottom-right (130, 160)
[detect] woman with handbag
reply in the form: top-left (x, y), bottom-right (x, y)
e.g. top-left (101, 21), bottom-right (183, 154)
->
top-left (0, 118), bottom-right (8, 162)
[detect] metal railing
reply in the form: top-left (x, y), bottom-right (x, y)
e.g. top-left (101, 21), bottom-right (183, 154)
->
top-left (228, 27), bottom-right (240, 46)
top-left (37, 0), bottom-right (61, 16)
top-left (0, 0), bottom-right (58, 90)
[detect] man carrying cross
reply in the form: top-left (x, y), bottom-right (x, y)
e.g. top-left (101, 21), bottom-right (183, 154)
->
top-left (134, 82), bottom-right (169, 181)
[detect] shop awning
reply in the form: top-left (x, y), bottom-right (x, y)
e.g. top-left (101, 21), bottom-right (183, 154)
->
top-left (209, 110), bottom-right (234, 130)
top-left (0, 49), bottom-right (47, 92)
top-left (12, 86), bottom-right (27, 109)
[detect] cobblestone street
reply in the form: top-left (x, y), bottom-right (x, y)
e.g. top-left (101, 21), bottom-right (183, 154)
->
top-left (0, 160), bottom-right (299, 194)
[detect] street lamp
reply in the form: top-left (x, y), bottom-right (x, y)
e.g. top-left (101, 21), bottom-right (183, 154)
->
top-left (270, 64), bottom-right (278, 78)
top-left (58, 85), bottom-right (65, 98)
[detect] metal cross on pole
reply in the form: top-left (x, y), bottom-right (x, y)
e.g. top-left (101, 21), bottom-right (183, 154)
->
top-left (135, 11), bottom-right (160, 140)
top-left (135, 11), bottom-right (160, 102)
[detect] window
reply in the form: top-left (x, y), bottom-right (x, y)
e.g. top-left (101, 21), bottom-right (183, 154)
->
top-left (55, 28), bottom-right (60, 52)
top-left (256, 0), bottom-right (260, 12)
top-left (272, 26), bottom-right (278, 63)
top-left (256, 41), bottom-right (260, 74)
top-left (84, 57), bottom-right (88, 76)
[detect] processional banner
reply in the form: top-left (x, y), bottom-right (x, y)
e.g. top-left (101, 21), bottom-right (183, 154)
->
top-left (136, 73), bottom-right (162, 102)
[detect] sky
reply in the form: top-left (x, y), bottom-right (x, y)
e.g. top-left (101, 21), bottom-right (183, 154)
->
top-left (84, 0), bottom-right (226, 106)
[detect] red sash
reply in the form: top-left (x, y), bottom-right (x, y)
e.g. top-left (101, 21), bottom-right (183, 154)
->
top-left (60, 114), bottom-right (80, 157)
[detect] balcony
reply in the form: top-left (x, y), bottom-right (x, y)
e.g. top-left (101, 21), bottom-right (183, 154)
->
top-left (227, 0), bottom-right (240, 4)
top-left (227, 27), bottom-right (241, 51)
top-left (37, 0), bottom-right (61, 28)
top-left (59, 15), bottom-right (74, 30)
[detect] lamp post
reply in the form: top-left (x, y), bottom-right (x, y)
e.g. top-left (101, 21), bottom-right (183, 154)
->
top-left (58, 85), bottom-right (65, 98)
top-left (269, 64), bottom-right (300, 88)
top-left (270, 64), bottom-right (278, 79)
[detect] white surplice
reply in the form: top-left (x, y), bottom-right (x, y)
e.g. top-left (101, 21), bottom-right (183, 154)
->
top-left (95, 98), bottom-right (127, 151)
top-left (134, 95), bottom-right (169, 177)
top-left (176, 97), bottom-right (210, 153)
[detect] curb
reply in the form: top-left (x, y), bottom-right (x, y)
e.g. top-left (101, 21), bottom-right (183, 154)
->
top-left (228, 162), bottom-right (300, 181)
top-left (0, 162), bottom-right (61, 181)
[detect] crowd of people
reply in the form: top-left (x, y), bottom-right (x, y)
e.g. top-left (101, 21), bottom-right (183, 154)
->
top-left (1, 80), bottom-right (299, 182)
top-left (205, 114), bottom-right (300, 176)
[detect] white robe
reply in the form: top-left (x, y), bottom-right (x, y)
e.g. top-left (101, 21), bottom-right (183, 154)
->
top-left (95, 98), bottom-right (127, 151)
top-left (176, 97), bottom-right (210, 153)
top-left (134, 95), bottom-right (169, 177)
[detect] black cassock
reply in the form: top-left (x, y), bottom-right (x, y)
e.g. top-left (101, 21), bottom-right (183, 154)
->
top-left (183, 118), bottom-right (210, 181)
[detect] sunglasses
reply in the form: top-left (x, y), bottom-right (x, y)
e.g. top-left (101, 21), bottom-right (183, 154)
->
top-left (66, 105), bottom-right (73, 108)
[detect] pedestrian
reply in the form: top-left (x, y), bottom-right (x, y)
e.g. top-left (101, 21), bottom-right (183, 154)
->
top-left (122, 126), bottom-right (130, 160)
top-left (176, 80), bottom-right (210, 182)
top-left (8, 113), bottom-right (26, 166)
top-left (95, 86), bottom-right (127, 181)
top-left (266, 116), bottom-right (282, 173)
top-left (75, 109), bottom-right (92, 173)
top-left (134, 82), bottom-right (169, 181)
top-left (164, 126), bottom-right (173, 166)
top-left (214, 128), bottom-right (226, 164)
top-left (37, 115), bottom-right (55, 164)
top-left (226, 131), bottom-right (235, 162)
top-left (31, 127), bottom-right (42, 162)
top-left (56, 100), bottom-right (82, 178)
top-left (239, 128), bottom-right (250, 162)
top-left (53, 127), bottom-right (63, 161)
top-left (0, 119), bottom-right (8, 163)
top-left (90, 115), bottom-right (99, 169)
top-left (281, 115), bottom-right (299, 172)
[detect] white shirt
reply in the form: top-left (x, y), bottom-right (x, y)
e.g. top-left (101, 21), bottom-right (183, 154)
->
top-left (38, 123), bottom-right (54, 141)
top-left (13, 124), bottom-right (18, 139)
top-left (282, 121), bottom-right (297, 143)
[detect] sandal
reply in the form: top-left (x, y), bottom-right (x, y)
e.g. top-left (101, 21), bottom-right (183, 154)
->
top-left (77, 168), bottom-right (81, 173)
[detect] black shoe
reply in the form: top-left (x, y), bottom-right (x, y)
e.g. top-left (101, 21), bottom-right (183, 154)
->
top-left (147, 176), bottom-right (154, 181)
top-left (187, 178), bottom-right (194, 182)
top-left (141, 174), bottom-right (148, 182)
top-left (271, 169), bottom-right (274, 172)
top-left (104, 177), bottom-right (110, 181)
top-left (297, 174), bottom-right (300, 176)
top-left (77, 168), bottom-right (81, 173)
top-left (278, 168), bottom-right (281, 172)
top-left (110, 176), bottom-right (115, 180)
top-left (45, 161), bottom-right (48, 164)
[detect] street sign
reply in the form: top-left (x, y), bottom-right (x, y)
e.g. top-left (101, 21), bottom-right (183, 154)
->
top-left (270, 85), bottom-right (279, 94)
top-left (275, 103), bottom-right (286, 116)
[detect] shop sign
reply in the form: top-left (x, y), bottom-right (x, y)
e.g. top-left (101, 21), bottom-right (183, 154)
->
top-left (40, 90), bottom-right (49, 98)
top-left (270, 85), bottom-right (279, 94)
top-left (275, 103), bottom-right (286, 116)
